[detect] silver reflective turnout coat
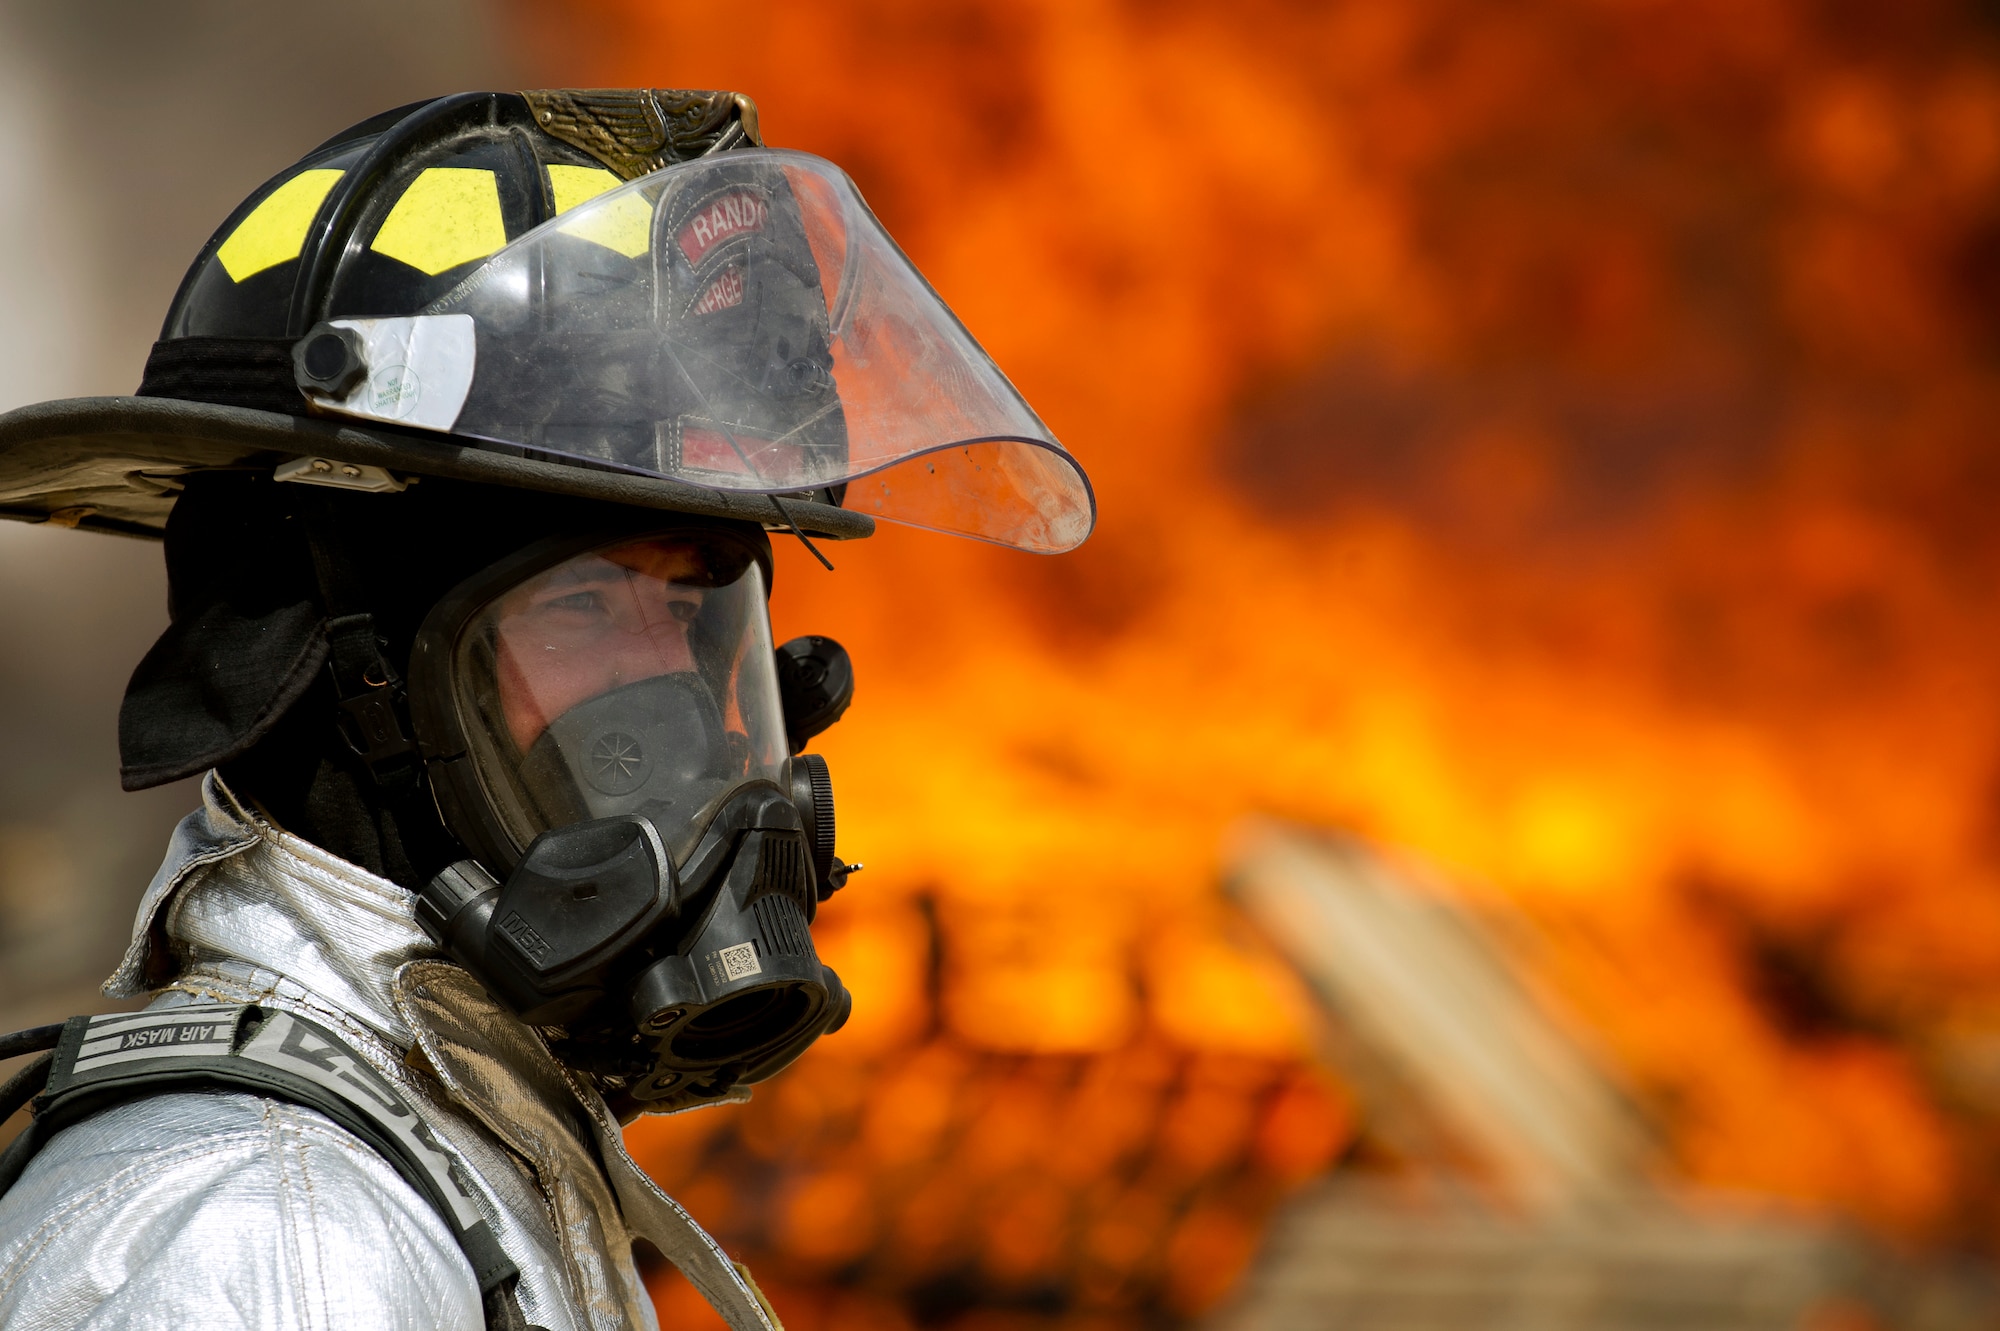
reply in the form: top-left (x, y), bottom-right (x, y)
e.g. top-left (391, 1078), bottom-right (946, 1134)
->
top-left (0, 775), bottom-right (778, 1331)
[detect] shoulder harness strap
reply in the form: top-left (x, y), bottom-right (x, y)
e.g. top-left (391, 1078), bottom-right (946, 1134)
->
top-left (0, 1006), bottom-right (542, 1331)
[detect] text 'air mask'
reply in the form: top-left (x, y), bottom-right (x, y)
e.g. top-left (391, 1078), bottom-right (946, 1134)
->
top-left (408, 530), bottom-right (858, 1110)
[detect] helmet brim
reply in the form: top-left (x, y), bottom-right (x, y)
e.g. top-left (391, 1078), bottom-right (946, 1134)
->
top-left (0, 396), bottom-right (874, 541)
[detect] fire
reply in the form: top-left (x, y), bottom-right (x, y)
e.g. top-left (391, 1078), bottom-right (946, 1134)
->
top-left (512, 0), bottom-right (2000, 1322)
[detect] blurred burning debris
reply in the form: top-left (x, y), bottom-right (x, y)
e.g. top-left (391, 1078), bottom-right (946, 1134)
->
top-left (635, 826), bottom-right (2000, 1331)
top-left (627, 882), bottom-right (1355, 1331)
top-left (1227, 821), bottom-right (1655, 1215)
top-left (1216, 1182), bottom-right (1960, 1331)
top-left (1219, 823), bottom-right (2000, 1331)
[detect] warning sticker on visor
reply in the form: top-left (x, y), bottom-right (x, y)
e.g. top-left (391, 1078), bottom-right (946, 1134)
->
top-left (676, 189), bottom-right (768, 267)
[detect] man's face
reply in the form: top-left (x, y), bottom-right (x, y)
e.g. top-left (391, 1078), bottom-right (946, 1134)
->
top-left (491, 539), bottom-right (710, 752)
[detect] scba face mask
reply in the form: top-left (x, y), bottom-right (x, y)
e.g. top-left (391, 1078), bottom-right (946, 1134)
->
top-left (408, 527), bottom-right (854, 1108)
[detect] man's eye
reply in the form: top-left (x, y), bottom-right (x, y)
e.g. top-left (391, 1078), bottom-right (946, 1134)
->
top-left (667, 600), bottom-right (699, 624)
top-left (546, 591), bottom-right (603, 613)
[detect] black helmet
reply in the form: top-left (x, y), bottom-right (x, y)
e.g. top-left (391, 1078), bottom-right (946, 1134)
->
top-left (0, 88), bottom-right (1091, 551)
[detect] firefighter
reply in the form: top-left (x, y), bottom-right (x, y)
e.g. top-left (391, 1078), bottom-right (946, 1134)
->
top-left (0, 89), bottom-right (1091, 1331)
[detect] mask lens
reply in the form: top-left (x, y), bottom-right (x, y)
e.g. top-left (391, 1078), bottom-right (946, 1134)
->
top-left (451, 534), bottom-right (786, 864)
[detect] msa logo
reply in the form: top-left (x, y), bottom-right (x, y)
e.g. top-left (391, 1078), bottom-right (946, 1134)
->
top-left (676, 189), bottom-right (767, 267)
top-left (498, 911), bottom-right (550, 961)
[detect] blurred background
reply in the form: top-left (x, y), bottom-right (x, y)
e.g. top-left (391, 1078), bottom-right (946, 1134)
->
top-left (6, 1), bottom-right (2000, 1327)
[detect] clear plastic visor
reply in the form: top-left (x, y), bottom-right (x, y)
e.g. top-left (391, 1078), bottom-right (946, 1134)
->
top-left (311, 150), bottom-right (1094, 553)
top-left (450, 534), bottom-right (787, 864)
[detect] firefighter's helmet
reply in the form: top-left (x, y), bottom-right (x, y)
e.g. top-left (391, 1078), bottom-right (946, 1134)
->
top-left (0, 89), bottom-right (1093, 553)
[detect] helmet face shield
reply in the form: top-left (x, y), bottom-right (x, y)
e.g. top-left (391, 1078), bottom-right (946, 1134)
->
top-left (305, 150), bottom-right (1095, 553)
top-left (425, 531), bottom-right (787, 869)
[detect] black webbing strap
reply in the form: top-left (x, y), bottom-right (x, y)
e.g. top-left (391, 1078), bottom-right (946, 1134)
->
top-left (296, 495), bottom-right (423, 791)
top-left (322, 611), bottom-right (423, 788)
top-left (0, 1006), bottom-right (541, 1329)
top-left (138, 336), bottom-right (303, 416)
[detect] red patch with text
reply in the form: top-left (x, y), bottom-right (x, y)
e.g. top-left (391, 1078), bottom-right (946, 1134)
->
top-left (691, 264), bottom-right (745, 315)
top-left (676, 189), bottom-right (768, 267)
top-left (680, 424), bottom-right (806, 485)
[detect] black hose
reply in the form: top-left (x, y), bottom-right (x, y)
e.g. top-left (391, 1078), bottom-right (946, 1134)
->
top-left (0, 1052), bottom-right (52, 1124)
top-left (0, 1024), bottom-right (63, 1063)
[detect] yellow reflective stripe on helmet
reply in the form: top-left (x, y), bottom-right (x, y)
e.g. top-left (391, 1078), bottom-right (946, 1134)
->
top-left (216, 169), bottom-right (345, 282)
top-left (370, 168), bottom-right (508, 277)
top-left (548, 164), bottom-right (651, 259)
top-left (547, 164), bottom-right (621, 213)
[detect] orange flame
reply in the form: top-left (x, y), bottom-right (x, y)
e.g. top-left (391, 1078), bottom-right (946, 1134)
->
top-left (514, 0), bottom-right (2000, 1321)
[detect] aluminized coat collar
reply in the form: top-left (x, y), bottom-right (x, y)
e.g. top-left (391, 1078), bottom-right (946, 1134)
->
top-left (105, 771), bottom-right (437, 1048)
